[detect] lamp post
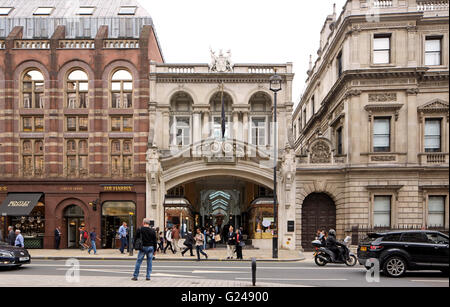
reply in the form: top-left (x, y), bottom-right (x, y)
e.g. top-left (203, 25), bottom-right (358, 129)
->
top-left (269, 72), bottom-right (282, 259)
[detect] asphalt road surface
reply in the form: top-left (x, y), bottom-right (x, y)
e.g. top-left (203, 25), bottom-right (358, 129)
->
top-left (0, 260), bottom-right (448, 287)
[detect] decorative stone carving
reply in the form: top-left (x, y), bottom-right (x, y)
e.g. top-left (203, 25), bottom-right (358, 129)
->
top-left (368, 93), bottom-right (397, 102)
top-left (310, 140), bottom-right (332, 164)
top-left (209, 48), bottom-right (234, 73)
top-left (418, 99), bottom-right (449, 114)
top-left (371, 155), bottom-right (396, 162)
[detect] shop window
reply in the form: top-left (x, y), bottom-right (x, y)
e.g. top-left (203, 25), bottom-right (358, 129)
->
top-left (111, 70), bottom-right (133, 109)
top-left (66, 70), bottom-right (88, 109)
top-left (22, 70), bottom-right (44, 109)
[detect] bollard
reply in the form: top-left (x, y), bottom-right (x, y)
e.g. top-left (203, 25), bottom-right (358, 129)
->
top-left (251, 257), bottom-right (256, 286)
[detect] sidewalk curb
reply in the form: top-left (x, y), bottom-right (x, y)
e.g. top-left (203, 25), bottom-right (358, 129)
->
top-left (31, 256), bottom-right (306, 262)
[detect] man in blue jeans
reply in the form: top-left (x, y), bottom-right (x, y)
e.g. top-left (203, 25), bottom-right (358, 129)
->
top-left (132, 219), bottom-right (157, 281)
top-left (118, 222), bottom-right (128, 254)
top-left (88, 228), bottom-right (99, 255)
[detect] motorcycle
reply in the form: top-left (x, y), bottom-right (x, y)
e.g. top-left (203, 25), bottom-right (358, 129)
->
top-left (312, 236), bottom-right (357, 267)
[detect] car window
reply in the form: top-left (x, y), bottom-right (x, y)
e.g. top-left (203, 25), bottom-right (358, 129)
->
top-left (400, 232), bottom-right (428, 243)
top-left (426, 233), bottom-right (449, 245)
top-left (382, 234), bottom-right (402, 242)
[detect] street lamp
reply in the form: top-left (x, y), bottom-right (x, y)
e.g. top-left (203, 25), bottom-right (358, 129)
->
top-left (269, 72), bottom-right (282, 259)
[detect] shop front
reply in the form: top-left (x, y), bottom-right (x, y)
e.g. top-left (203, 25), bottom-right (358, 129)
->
top-left (248, 198), bottom-right (275, 249)
top-left (101, 201), bottom-right (136, 249)
top-left (164, 197), bottom-right (194, 237)
top-left (0, 193), bottom-right (45, 248)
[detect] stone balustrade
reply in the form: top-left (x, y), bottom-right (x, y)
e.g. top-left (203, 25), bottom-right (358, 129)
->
top-left (168, 67), bottom-right (195, 74)
top-left (374, 0), bottom-right (394, 7)
top-left (14, 40), bottom-right (50, 49)
top-left (103, 39), bottom-right (139, 49)
top-left (417, 0), bottom-right (449, 11)
top-left (248, 67), bottom-right (275, 74)
top-left (59, 40), bottom-right (95, 49)
top-left (419, 153), bottom-right (449, 165)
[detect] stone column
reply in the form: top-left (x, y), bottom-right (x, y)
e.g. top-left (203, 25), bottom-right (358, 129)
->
top-left (162, 111), bottom-right (170, 149)
top-left (406, 89), bottom-right (419, 164)
top-left (202, 111), bottom-right (210, 140)
top-left (193, 111), bottom-right (201, 144)
top-left (242, 111), bottom-right (249, 144)
top-left (233, 111), bottom-right (239, 141)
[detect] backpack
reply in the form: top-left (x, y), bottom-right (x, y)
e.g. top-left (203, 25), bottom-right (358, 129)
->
top-left (83, 231), bottom-right (88, 239)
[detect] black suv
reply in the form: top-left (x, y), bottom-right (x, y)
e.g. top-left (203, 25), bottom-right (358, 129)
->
top-left (357, 230), bottom-right (449, 278)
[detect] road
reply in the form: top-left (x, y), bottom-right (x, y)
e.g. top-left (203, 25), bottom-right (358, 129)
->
top-left (0, 260), bottom-right (448, 287)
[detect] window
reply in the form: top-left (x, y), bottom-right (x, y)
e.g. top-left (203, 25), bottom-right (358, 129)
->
top-left (425, 37), bottom-right (442, 66)
top-left (424, 119), bottom-right (441, 152)
top-left (22, 70), bottom-right (44, 109)
top-left (337, 51), bottom-right (343, 77)
top-left (0, 7), bottom-right (14, 15)
top-left (110, 139), bottom-right (133, 176)
top-left (426, 233), bottom-right (449, 245)
top-left (311, 96), bottom-right (315, 116)
top-left (118, 6), bottom-right (137, 15)
top-left (22, 139), bottom-right (44, 176)
top-left (336, 127), bottom-right (343, 155)
top-left (33, 7), bottom-right (54, 15)
top-left (373, 34), bottom-right (391, 64)
top-left (111, 116), bottom-right (132, 132)
top-left (66, 116), bottom-right (88, 132)
top-left (22, 116), bottom-right (44, 132)
top-left (111, 70), bottom-right (133, 109)
top-left (66, 140), bottom-right (89, 176)
top-left (303, 109), bottom-right (307, 127)
top-left (401, 232), bottom-right (428, 243)
top-left (373, 118), bottom-right (391, 152)
top-left (77, 6), bottom-right (96, 15)
top-left (67, 70), bottom-right (88, 109)
top-left (171, 117), bottom-right (191, 146)
top-left (382, 233), bottom-right (402, 242)
top-left (373, 196), bottom-right (391, 227)
top-left (251, 118), bottom-right (267, 146)
top-left (428, 196), bottom-right (446, 227)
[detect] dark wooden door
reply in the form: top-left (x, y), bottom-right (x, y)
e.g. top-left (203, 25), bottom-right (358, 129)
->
top-left (301, 193), bottom-right (336, 250)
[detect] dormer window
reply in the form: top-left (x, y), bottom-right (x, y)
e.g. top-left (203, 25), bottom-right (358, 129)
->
top-left (33, 7), bottom-right (54, 15)
top-left (77, 6), bottom-right (96, 15)
top-left (118, 6), bottom-right (137, 15)
top-left (0, 7), bottom-right (14, 15)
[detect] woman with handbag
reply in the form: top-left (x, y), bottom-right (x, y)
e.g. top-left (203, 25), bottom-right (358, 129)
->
top-left (235, 227), bottom-right (244, 260)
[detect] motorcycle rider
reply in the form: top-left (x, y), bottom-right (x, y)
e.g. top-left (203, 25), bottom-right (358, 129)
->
top-left (325, 229), bottom-right (345, 262)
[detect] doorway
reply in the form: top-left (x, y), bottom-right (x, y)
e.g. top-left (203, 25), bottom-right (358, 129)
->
top-left (301, 193), bottom-right (336, 251)
top-left (64, 205), bottom-right (85, 248)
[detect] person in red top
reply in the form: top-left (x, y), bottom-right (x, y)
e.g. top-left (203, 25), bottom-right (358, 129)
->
top-left (172, 225), bottom-right (180, 253)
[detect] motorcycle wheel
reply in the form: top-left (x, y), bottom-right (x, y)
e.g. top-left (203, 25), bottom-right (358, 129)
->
top-left (345, 255), bottom-right (357, 267)
top-left (314, 254), bottom-right (327, 266)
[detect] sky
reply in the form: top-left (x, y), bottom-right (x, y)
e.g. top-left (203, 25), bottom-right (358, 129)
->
top-left (139, 0), bottom-right (348, 104)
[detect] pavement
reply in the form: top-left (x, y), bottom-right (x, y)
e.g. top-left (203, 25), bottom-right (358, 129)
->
top-left (28, 248), bottom-right (306, 262)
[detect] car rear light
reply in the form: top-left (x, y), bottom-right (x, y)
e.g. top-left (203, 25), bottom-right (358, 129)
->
top-left (369, 245), bottom-right (383, 250)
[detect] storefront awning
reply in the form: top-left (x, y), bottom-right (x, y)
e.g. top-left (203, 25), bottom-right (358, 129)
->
top-left (164, 197), bottom-right (192, 206)
top-left (0, 193), bottom-right (43, 216)
top-left (250, 197), bottom-right (274, 206)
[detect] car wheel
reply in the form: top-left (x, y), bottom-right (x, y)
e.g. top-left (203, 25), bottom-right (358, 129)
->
top-left (383, 256), bottom-right (407, 278)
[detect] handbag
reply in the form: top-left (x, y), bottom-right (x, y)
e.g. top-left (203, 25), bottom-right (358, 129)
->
top-left (214, 234), bottom-right (221, 242)
top-left (134, 237), bottom-right (143, 251)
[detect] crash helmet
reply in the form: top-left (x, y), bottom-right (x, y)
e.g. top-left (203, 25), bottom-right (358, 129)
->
top-left (328, 229), bottom-right (336, 237)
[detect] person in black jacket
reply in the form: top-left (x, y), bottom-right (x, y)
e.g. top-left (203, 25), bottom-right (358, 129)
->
top-left (55, 226), bottom-right (61, 250)
top-left (226, 226), bottom-right (236, 260)
top-left (325, 229), bottom-right (344, 261)
top-left (7, 226), bottom-right (16, 246)
top-left (132, 219), bottom-right (157, 281)
top-left (181, 231), bottom-right (195, 256)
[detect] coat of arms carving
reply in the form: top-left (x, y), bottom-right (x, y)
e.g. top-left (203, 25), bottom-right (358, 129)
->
top-left (209, 48), bottom-right (234, 72)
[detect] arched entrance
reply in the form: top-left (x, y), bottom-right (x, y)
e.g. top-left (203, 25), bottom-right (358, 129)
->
top-left (64, 205), bottom-right (85, 248)
top-left (301, 193), bottom-right (336, 250)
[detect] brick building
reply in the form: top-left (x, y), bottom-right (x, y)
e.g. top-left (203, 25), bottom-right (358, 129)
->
top-left (0, 0), bottom-right (164, 248)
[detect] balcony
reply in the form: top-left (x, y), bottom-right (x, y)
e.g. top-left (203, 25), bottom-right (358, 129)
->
top-left (59, 40), bottom-right (95, 49)
top-left (417, 0), bottom-right (450, 11)
top-left (14, 40), bottom-right (50, 49)
top-left (103, 39), bottom-right (139, 49)
top-left (419, 153), bottom-right (449, 165)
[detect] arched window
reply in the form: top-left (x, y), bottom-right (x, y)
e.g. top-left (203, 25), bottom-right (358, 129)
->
top-left (111, 69), bottom-right (133, 109)
top-left (22, 70), bottom-right (44, 109)
top-left (210, 92), bottom-right (233, 139)
top-left (67, 70), bottom-right (88, 109)
top-left (170, 92), bottom-right (193, 147)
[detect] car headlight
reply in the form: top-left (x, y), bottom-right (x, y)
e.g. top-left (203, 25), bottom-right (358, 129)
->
top-left (0, 251), bottom-right (14, 258)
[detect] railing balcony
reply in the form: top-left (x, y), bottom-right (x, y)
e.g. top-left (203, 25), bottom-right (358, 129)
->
top-left (59, 40), bottom-right (95, 49)
top-left (168, 67), bottom-right (195, 74)
top-left (419, 153), bottom-right (449, 165)
top-left (374, 0), bottom-right (393, 8)
top-left (103, 39), bottom-right (139, 49)
top-left (417, 0), bottom-right (449, 11)
top-left (14, 40), bottom-right (50, 49)
top-left (248, 67), bottom-right (275, 74)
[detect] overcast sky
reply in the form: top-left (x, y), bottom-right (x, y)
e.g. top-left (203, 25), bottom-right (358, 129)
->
top-left (139, 0), bottom-right (348, 103)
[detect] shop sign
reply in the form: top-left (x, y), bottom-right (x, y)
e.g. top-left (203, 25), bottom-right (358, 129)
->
top-left (8, 201), bottom-right (32, 207)
top-left (0, 186), bottom-right (7, 192)
top-left (102, 185), bottom-right (134, 192)
top-left (60, 186), bottom-right (84, 191)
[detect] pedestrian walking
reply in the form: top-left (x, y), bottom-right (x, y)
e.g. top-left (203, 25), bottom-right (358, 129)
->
top-left (209, 228), bottom-right (216, 249)
top-left (7, 226), bottom-right (16, 246)
top-left (132, 218), bottom-right (157, 281)
top-left (54, 226), bottom-right (61, 250)
top-left (203, 227), bottom-right (208, 250)
top-left (235, 227), bottom-right (244, 260)
top-left (79, 226), bottom-right (89, 250)
top-left (172, 225), bottom-right (180, 253)
top-left (181, 231), bottom-right (195, 257)
top-left (118, 222), bottom-right (128, 254)
top-left (88, 227), bottom-right (100, 255)
top-left (164, 227), bottom-right (176, 254)
top-left (157, 230), bottom-right (164, 252)
top-left (14, 230), bottom-right (24, 248)
top-left (195, 228), bottom-right (208, 261)
top-left (226, 225), bottom-right (236, 260)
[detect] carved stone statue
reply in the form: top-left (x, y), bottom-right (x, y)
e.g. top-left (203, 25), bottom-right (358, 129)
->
top-left (209, 48), bottom-right (234, 72)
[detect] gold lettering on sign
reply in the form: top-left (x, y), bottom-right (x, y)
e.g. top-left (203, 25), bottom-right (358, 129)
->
top-left (0, 186), bottom-right (7, 192)
top-left (8, 201), bottom-right (31, 207)
top-left (60, 186), bottom-right (84, 191)
top-left (103, 186), bottom-right (133, 192)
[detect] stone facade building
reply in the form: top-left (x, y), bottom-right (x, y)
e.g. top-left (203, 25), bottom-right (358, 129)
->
top-left (292, 0), bottom-right (449, 249)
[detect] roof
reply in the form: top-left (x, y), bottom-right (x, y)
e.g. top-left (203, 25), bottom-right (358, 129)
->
top-left (0, 0), bottom-right (157, 39)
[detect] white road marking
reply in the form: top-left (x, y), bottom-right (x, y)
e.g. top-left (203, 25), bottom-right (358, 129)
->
top-left (236, 278), bottom-right (348, 281)
top-left (410, 280), bottom-right (449, 283)
top-left (192, 270), bottom-right (246, 274)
